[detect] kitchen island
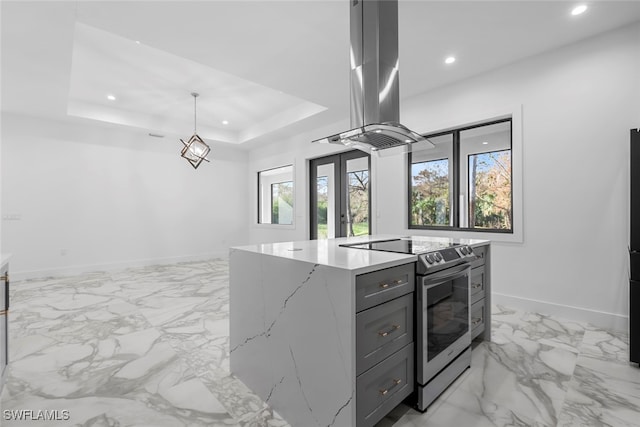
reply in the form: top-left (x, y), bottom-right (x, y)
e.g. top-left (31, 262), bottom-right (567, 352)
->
top-left (229, 236), bottom-right (490, 427)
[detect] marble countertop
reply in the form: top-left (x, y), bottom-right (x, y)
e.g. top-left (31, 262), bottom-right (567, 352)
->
top-left (0, 253), bottom-right (10, 269)
top-left (231, 235), bottom-right (489, 272)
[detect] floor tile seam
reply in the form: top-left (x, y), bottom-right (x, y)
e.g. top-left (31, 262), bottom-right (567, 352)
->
top-left (168, 350), bottom-right (253, 426)
top-left (458, 386), bottom-right (566, 427)
top-left (2, 377), bottom-right (237, 426)
top-left (571, 354), bottom-right (640, 385)
top-left (156, 329), bottom-right (229, 362)
top-left (2, 333), bottom-right (183, 405)
top-left (427, 385), bottom-right (548, 427)
top-left (560, 370), bottom-right (640, 415)
top-left (490, 331), bottom-right (584, 359)
top-left (8, 296), bottom-right (149, 331)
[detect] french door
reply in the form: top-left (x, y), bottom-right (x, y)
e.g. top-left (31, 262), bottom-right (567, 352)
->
top-left (310, 150), bottom-right (371, 239)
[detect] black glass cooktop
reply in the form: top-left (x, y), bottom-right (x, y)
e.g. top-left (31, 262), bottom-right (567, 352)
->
top-left (340, 238), bottom-right (459, 255)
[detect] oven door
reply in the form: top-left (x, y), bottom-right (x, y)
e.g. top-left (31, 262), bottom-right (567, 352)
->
top-left (417, 262), bottom-right (471, 385)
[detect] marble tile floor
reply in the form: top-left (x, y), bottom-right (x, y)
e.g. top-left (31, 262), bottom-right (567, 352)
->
top-left (0, 259), bottom-right (637, 427)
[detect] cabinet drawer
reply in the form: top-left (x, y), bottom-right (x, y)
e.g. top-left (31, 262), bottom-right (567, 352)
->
top-left (356, 293), bottom-right (413, 376)
top-left (471, 298), bottom-right (486, 340)
top-left (356, 343), bottom-right (414, 427)
top-left (470, 245), bottom-right (486, 269)
top-left (356, 263), bottom-right (415, 312)
top-left (470, 266), bottom-right (485, 305)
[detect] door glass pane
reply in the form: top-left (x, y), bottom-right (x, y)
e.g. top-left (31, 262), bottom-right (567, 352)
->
top-left (345, 156), bottom-right (369, 237)
top-left (316, 163), bottom-right (335, 239)
top-left (410, 134), bottom-right (454, 226)
top-left (460, 121), bottom-right (512, 230)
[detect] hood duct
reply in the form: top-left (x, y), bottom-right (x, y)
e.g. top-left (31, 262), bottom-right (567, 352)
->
top-left (313, 0), bottom-right (434, 154)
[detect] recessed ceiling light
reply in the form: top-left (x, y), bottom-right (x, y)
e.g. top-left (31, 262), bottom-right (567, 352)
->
top-left (106, 94), bottom-right (116, 101)
top-left (404, 139), bottom-right (412, 143)
top-left (222, 120), bottom-right (229, 125)
top-left (445, 56), bottom-right (456, 65)
top-left (571, 4), bottom-right (588, 16)
top-left (135, 40), bottom-right (141, 45)
top-left (482, 141), bottom-right (489, 145)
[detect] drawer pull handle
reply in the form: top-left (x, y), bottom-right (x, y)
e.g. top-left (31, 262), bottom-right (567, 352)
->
top-left (472, 317), bottom-right (482, 326)
top-left (0, 275), bottom-right (7, 281)
top-left (379, 379), bottom-right (402, 396)
top-left (471, 283), bottom-right (482, 289)
top-left (378, 324), bottom-right (400, 337)
top-left (379, 279), bottom-right (403, 289)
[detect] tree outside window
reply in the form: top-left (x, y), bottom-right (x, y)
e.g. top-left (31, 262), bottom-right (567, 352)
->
top-left (411, 159), bottom-right (450, 226)
top-left (468, 150), bottom-right (512, 230)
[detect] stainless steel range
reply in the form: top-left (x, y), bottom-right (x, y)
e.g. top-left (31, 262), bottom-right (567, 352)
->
top-left (341, 237), bottom-right (477, 411)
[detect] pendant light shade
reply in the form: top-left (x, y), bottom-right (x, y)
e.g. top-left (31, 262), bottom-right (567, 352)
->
top-left (180, 92), bottom-right (211, 169)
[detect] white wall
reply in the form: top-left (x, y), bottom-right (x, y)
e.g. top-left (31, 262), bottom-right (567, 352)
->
top-left (1, 113), bottom-right (250, 278)
top-left (248, 120), bottom-right (352, 244)
top-left (248, 23), bottom-right (640, 330)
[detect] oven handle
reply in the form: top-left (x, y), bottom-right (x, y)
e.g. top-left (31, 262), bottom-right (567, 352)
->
top-left (421, 263), bottom-right (471, 288)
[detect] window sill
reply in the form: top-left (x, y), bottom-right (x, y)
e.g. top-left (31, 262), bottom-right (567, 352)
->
top-left (254, 223), bottom-right (296, 230)
top-left (405, 226), bottom-right (522, 244)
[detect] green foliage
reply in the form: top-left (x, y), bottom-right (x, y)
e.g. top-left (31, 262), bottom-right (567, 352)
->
top-left (411, 160), bottom-right (450, 226)
top-left (470, 151), bottom-right (511, 230)
top-left (271, 181), bottom-right (293, 225)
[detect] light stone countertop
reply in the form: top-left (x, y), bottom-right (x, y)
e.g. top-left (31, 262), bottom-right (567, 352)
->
top-left (231, 235), bottom-right (488, 273)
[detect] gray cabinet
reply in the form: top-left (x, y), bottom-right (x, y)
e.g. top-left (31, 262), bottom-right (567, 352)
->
top-left (470, 244), bottom-right (491, 341)
top-left (355, 263), bottom-right (414, 312)
top-left (356, 293), bottom-right (413, 375)
top-left (356, 342), bottom-right (414, 427)
top-left (0, 263), bottom-right (8, 392)
top-left (355, 263), bottom-right (415, 427)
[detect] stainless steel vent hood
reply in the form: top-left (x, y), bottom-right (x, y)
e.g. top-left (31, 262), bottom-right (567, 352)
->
top-left (313, 0), bottom-right (434, 154)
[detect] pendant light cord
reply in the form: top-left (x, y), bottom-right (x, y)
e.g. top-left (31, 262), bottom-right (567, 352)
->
top-left (191, 92), bottom-right (199, 134)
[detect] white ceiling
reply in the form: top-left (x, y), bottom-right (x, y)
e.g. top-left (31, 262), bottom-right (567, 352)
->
top-left (2, 1), bottom-right (640, 150)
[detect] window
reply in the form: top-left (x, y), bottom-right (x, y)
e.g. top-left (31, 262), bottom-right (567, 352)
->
top-left (467, 150), bottom-right (512, 230)
top-left (409, 119), bottom-right (512, 233)
top-left (271, 181), bottom-right (293, 225)
top-left (258, 165), bottom-right (294, 225)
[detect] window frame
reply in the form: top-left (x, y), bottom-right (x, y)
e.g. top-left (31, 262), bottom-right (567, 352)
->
top-left (466, 148), bottom-right (513, 231)
top-left (270, 180), bottom-right (294, 225)
top-left (409, 156), bottom-right (451, 227)
top-left (257, 164), bottom-right (295, 226)
top-left (408, 117), bottom-right (513, 234)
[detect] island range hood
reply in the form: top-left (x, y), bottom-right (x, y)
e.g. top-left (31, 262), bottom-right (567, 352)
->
top-left (313, 0), bottom-right (434, 154)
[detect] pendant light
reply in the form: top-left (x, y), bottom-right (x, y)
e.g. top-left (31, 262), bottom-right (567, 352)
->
top-left (180, 92), bottom-right (211, 169)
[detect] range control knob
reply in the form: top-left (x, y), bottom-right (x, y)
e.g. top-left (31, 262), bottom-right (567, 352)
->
top-left (424, 254), bottom-right (434, 264)
top-left (466, 246), bottom-right (474, 255)
top-left (460, 247), bottom-right (467, 255)
top-left (434, 252), bottom-right (443, 262)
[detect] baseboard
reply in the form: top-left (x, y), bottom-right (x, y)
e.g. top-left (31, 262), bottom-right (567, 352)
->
top-left (493, 292), bottom-right (629, 333)
top-left (10, 251), bottom-right (228, 281)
